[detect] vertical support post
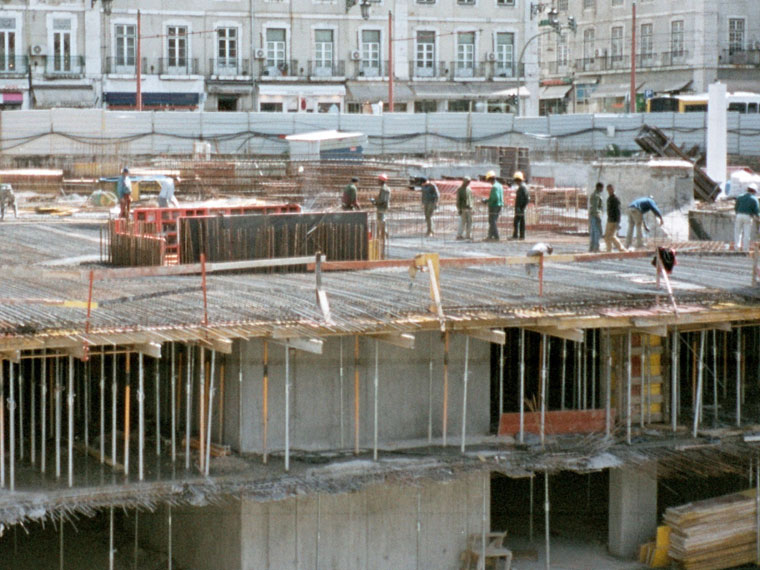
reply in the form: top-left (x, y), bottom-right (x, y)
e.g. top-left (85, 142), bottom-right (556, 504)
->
top-left (9, 361), bottom-right (15, 491)
top-left (544, 471), bottom-right (551, 570)
top-left (124, 354), bottom-right (131, 476)
top-left (498, 342), bottom-right (505, 418)
top-left (155, 357), bottom-right (161, 456)
top-left (339, 339), bottom-right (345, 448)
top-left (561, 339), bottom-right (567, 410)
top-left (672, 328), bottom-right (679, 433)
top-left (693, 330), bottom-right (705, 438)
top-left (591, 331), bottom-right (597, 409)
top-left (59, 512), bottom-right (64, 570)
top-left (539, 334), bottom-right (547, 447)
top-left (529, 475), bottom-right (534, 543)
top-left (112, 353), bottom-right (117, 467)
top-left (285, 345), bottom-right (291, 472)
top-left (354, 335), bottom-right (360, 454)
top-left (100, 355), bottom-right (105, 463)
top-left (460, 336), bottom-right (470, 454)
top-left (605, 330), bottom-right (612, 437)
top-left (198, 346), bottom-right (205, 474)
top-left (575, 342), bottom-right (581, 409)
top-left (185, 346), bottom-right (192, 470)
top-left (41, 350), bottom-right (47, 473)
top-left (641, 340), bottom-right (647, 427)
top-left (109, 506), bottom-right (114, 570)
top-left (205, 350), bottom-right (215, 477)
top-left (168, 505), bottom-right (173, 570)
top-left (480, 473), bottom-right (487, 570)
top-left (138, 353), bottom-right (145, 481)
top-left (443, 331), bottom-right (449, 446)
top-left (218, 361), bottom-right (224, 445)
top-left (19, 363), bottom-right (24, 462)
top-left (0, 361), bottom-right (4, 488)
top-left (538, 254), bottom-right (544, 297)
top-left (519, 329), bottom-right (526, 444)
top-left (626, 331), bottom-right (632, 445)
top-left (736, 329), bottom-right (742, 427)
top-left (262, 341), bottom-right (269, 463)
top-left (171, 344), bottom-right (176, 463)
top-left (237, 344), bottom-right (242, 457)
top-left (55, 357), bottom-right (61, 480)
top-left (67, 356), bottom-right (74, 488)
top-left (84, 361), bottom-right (88, 453)
top-left (31, 359), bottom-right (36, 466)
top-left (428, 335), bottom-right (433, 444)
top-left (755, 454), bottom-right (760, 564)
top-left (373, 339), bottom-right (379, 461)
top-left (713, 330), bottom-right (718, 426)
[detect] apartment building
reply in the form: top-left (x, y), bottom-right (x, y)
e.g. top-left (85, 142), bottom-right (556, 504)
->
top-left (0, 0), bottom-right (542, 114)
top-left (538, 0), bottom-right (760, 114)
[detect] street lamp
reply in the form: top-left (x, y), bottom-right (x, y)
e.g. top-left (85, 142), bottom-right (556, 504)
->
top-left (517, 16), bottom-right (577, 116)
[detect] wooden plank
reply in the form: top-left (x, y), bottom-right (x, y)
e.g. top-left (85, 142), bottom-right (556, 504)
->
top-left (272, 338), bottom-right (324, 355)
top-left (526, 327), bottom-right (584, 343)
top-left (132, 342), bottom-right (162, 359)
top-left (370, 333), bottom-right (415, 350)
top-left (463, 328), bottom-right (506, 345)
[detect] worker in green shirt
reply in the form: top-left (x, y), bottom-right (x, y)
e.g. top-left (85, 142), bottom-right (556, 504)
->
top-left (483, 171), bottom-right (503, 241)
top-left (588, 182), bottom-right (604, 252)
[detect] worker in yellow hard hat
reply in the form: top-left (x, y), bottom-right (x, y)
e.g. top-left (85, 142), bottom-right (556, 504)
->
top-left (511, 171), bottom-right (530, 240)
top-left (482, 170), bottom-right (503, 241)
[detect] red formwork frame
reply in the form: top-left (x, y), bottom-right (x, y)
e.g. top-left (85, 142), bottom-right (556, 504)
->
top-left (127, 203), bottom-right (302, 262)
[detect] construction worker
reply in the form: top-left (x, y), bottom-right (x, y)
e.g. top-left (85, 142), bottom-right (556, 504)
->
top-left (456, 176), bottom-right (473, 240)
top-left (734, 183), bottom-right (760, 252)
top-left (157, 176), bottom-right (180, 208)
top-left (483, 171), bottom-right (503, 241)
top-left (117, 167), bottom-right (132, 219)
top-left (625, 195), bottom-right (664, 250)
top-left (342, 177), bottom-right (360, 210)
top-left (512, 171), bottom-right (529, 240)
top-left (0, 184), bottom-right (18, 220)
top-left (420, 176), bottom-right (440, 237)
top-left (525, 242), bottom-right (553, 276)
top-left (604, 184), bottom-right (626, 252)
top-left (370, 173), bottom-right (391, 239)
top-left (588, 182), bottom-right (604, 252)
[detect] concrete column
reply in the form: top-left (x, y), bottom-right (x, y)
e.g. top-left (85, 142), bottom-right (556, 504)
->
top-left (706, 82), bottom-right (727, 185)
top-left (608, 466), bottom-right (657, 558)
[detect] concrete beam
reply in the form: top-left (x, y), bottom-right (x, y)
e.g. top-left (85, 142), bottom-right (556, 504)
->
top-left (526, 327), bottom-right (584, 343)
top-left (632, 325), bottom-right (668, 337)
top-left (61, 343), bottom-right (88, 360)
top-left (0, 350), bottom-right (20, 362)
top-left (370, 333), bottom-right (416, 350)
top-left (272, 338), bottom-right (324, 355)
top-left (199, 337), bottom-right (233, 354)
top-left (463, 328), bottom-right (506, 345)
top-left (132, 342), bottom-right (162, 359)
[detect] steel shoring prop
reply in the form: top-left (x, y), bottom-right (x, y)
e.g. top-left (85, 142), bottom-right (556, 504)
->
top-left (373, 339), bottom-right (379, 462)
top-left (171, 344), bottom-right (176, 463)
top-left (9, 361), bottom-right (15, 491)
top-left (339, 338), bottom-right (344, 449)
top-left (237, 345), bottom-right (242, 460)
top-left (591, 331), bottom-right (597, 409)
top-left (693, 330), bottom-right (706, 438)
top-left (626, 332), bottom-right (632, 445)
top-left (285, 345), bottom-right (291, 472)
top-left (544, 471), bottom-right (551, 570)
top-left (641, 340), bottom-right (647, 428)
top-left (262, 341), bottom-right (269, 463)
top-left (138, 353), bottom-right (145, 481)
top-left (205, 350), bottom-right (216, 477)
top-left (185, 345), bottom-right (192, 471)
top-left (713, 330), bottom-right (718, 426)
top-left (354, 335), bottom-right (360, 454)
top-left (41, 349), bottom-right (47, 473)
top-left (100, 355), bottom-right (105, 464)
top-left (0, 362), bottom-right (3, 488)
top-left (561, 339), bottom-right (566, 410)
top-left (84, 361), bottom-right (89, 453)
top-left (156, 355), bottom-right (161, 457)
top-left (672, 328), bottom-right (679, 433)
top-left (736, 329), bottom-right (742, 427)
top-left (31, 359), bottom-right (35, 467)
top-left (460, 335), bottom-right (470, 454)
top-left (540, 335), bottom-right (548, 448)
top-left (55, 357), bottom-right (61, 480)
top-left (519, 329), bottom-right (525, 444)
top-left (19, 362), bottom-right (24, 463)
top-left (67, 355), bottom-right (74, 488)
top-left (198, 346), bottom-right (205, 474)
top-left (498, 342), bottom-right (505, 418)
top-left (109, 506), bottom-right (114, 570)
top-left (443, 331), bottom-right (449, 447)
top-left (605, 330), bottom-right (611, 438)
top-left (111, 352), bottom-right (117, 468)
top-left (124, 355), bottom-right (131, 477)
top-left (428, 334), bottom-right (433, 444)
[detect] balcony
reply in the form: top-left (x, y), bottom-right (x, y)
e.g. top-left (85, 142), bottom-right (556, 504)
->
top-left (720, 48), bottom-right (760, 66)
top-left (0, 56), bottom-right (28, 77)
top-left (660, 50), bottom-right (689, 66)
top-left (492, 62), bottom-right (520, 79)
top-left (209, 58), bottom-right (250, 77)
top-left (43, 55), bottom-right (85, 78)
top-left (256, 59), bottom-right (301, 79)
top-left (307, 60), bottom-right (345, 78)
top-left (158, 58), bottom-right (199, 75)
top-left (451, 61), bottom-right (486, 79)
top-left (409, 60), bottom-right (447, 79)
top-left (351, 60), bottom-right (388, 79)
top-left (105, 57), bottom-right (148, 75)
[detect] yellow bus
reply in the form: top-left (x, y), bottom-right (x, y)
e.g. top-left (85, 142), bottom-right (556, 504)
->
top-left (646, 92), bottom-right (760, 113)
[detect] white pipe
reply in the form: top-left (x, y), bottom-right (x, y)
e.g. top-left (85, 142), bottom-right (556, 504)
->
top-left (171, 344), bottom-right (176, 463)
top-left (498, 342), bottom-right (505, 417)
top-left (285, 345), bottom-right (290, 472)
top-left (339, 339), bottom-right (345, 448)
top-left (155, 356), bottom-right (161, 456)
top-left (67, 356), bottom-right (74, 488)
top-left (205, 350), bottom-right (216, 477)
top-left (693, 331), bottom-right (705, 437)
top-left (9, 361), bottom-right (15, 491)
top-left (561, 339), bottom-right (566, 410)
top-left (544, 471), bottom-right (551, 570)
top-left (605, 330), bottom-right (611, 437)
top-left (540, 334), bottom-right (547, 447)
top-left (41, 350), bottom-right (47, 473)
top-left (373, 339), bottom-right (379, 461)
top-left (519, 329), bottom-right (525, 444)
top-left (460, 336), bottom-right (470, 453)
top-left (55, 357), bottom-right (61, 480)
top-left (138, 353), bottom-right (144, 481)
top-left (112, 353), bottom-right (117, 467)
top-left (100, 355), bottom-right (105, 463)
top-left (671, 329), bottom-right (678, 432)
top-left (31, 360), bottom-right (35, 466)
top-left (185, 345), bottom-right (192, 470)
top-left (626, 332), bottom-right (632, 445)
top-left (736, 329), bottom-right (742, 427)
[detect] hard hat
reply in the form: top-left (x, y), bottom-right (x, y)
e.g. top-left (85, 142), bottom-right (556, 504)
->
top-left (749, 184), bottom-right (758, 193)
top-left (513, 171), bottom-right (524, 181)
top-left (122, 167), bottom-right (129, 173)
top-left (351, 176), bottom-right (359, 182)
top-left (378, 173), bottom-right (388, 181)
top-left (462, 176), bottom-right (471, 183)
top-left (485, 170), bottom-right (496, 180)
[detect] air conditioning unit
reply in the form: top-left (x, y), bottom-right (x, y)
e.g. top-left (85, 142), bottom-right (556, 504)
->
top-left (486, 52), bottom-right (497, 62)
top-left (29, 44), bottom-right (45, 56)
top-left (254, 48), bottom-right (266, 60)
top-left (350, 50), bottom-right (361, 61)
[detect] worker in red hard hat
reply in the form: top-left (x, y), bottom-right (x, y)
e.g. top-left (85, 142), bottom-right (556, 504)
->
top-left (370, 173), bottom-right (391, 240)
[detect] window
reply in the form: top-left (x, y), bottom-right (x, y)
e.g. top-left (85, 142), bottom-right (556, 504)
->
top-left (416, 0), bottom-right (435, 5)
top-left (583, 0), bottom-right (594, 9)
top-left (556, 0), bottom-right (568, 9)
top-left (361, 30), bottom-right (381, 73)
top-left (167, 26), bottom-right (187, 70)
top-left (496, 0), bottom-right (515, 5)
top-left (557, 33), bottom-right (568, 67)
top-left (611, 0), bottom-right (623, 5)
top-left (52, 19), bottom-right (72, 72)
top-left (217, 27), bottom-right (238, 71)
top-left (610, 26), bottom-right (623, 64)
top-left (0, 18), bottom-right (15, 72)
top-left (115, 23), bottom-right (136, 67)
top-left (260, 102), bottom-right (283, 112)
top-left (414, 100), bottom-right (437, 113)
top-left (456, 32), bottom-right (475, 76)
top-left (583, 28), bottom-right (595, 62)
top-left (314, 29), bottom-right (333, 72)
top-left (457, 0), bottom-right (475, 6)
top-left (640, 23), bottom-right (653, 63)
top-left (729, 18), bottom-right (745, 55)
top-left (448, 100), bottom-right (471, 112)
top-left (416, 31), bottom-right (435, 76)
top-left (266, 28), bottom-right (286, 69)
top-left (495, 32), bottom-right (514, 77)
top-left (670, 20), bottom-right (684, 58)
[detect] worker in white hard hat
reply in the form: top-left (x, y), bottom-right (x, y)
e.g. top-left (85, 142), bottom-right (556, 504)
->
top-left (482, 170), bottom-right (503, 241)
top-left (735, 183), bottom-right (760, 252)
top-left (370, 173), bottom-right (391, 240)
top-left (512, 171), bottom-right (530, 240)
top-left (456, 176), bottom-right (473, 240)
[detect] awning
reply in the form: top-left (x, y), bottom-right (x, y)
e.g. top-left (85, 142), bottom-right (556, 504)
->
top-left (104, 92), bottom-right (200, 107)
top-left (410, 83), bottom-right (473, 100)
top-left (345, 82), bottom-right (413, 102)
top-left (258, 84), bottom-right (346, 97)
top-left (540, 84), bottom-right (572, 100)
top-left (33, 88), bottom-right (95, 108)
top-left (589, 83), bottom-right (634, 99)
top-left (206, 84), bottom-right (253, 94)
top-left (0, 91), bottom-right (22, 105)
top-left (637, 78), bottom-right (692, 94)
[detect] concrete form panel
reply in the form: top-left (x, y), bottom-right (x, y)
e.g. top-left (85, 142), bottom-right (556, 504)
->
top-left (152, 112), bottom-right (202, 155)
top-left (608, 466), bottom-right (657, 558)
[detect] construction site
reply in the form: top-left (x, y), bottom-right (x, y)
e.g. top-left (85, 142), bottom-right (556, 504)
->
top-left (2, 108), bottom-right (760, 570)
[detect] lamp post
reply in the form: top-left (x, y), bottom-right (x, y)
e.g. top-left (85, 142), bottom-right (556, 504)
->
top-left (348, 0), bottom-right (393, 112)
top-left (517, 9), bottom-right (576, 116)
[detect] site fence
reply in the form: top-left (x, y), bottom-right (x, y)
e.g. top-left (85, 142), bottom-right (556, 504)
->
top-left (1, 109), bottom-right (759, 158)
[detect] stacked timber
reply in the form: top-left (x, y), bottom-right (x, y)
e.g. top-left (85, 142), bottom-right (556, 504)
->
top-left (664, 490), bottom-right (759, 569)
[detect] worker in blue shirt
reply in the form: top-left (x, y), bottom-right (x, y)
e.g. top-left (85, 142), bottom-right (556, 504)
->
top-left (117, 167), bottom-right (132, 219)
top-left (734, 183), bottom-right (760, 252)
top-left (625, 196), bottom-right (663, 249)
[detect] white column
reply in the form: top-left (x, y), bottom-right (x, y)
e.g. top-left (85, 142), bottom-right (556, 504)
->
top-left (706, 82), bottom-right (727, 184)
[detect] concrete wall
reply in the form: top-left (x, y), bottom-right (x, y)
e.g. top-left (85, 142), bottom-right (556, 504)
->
top-left (241, 472), bottom-right (488, 570)
top-left (689, 209), bottom-right (735, 242)
top-left (608, 467), bottom-right (658, 558)
top-left (223, 332), bottom-right (492, 454)
top-left (140, 503), bottom-right (242, 570)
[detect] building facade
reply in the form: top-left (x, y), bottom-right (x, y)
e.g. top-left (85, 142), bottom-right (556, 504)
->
top-left (538, 0), bottom-right (760, 114)
top-left (0, 0), bottom-right (544, 114)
